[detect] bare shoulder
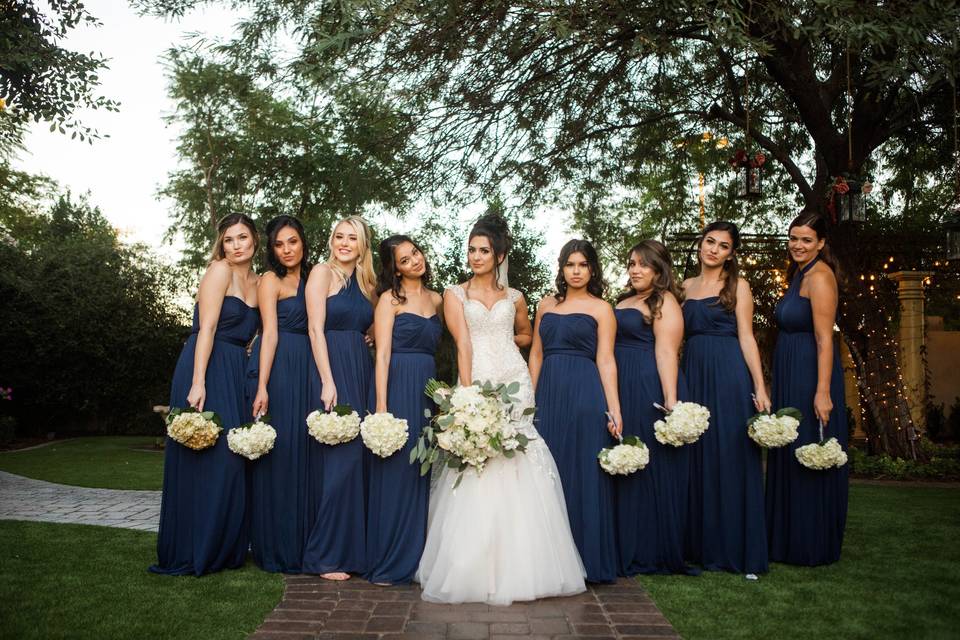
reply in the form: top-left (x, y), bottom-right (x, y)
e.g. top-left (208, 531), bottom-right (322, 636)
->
top-left (806, 267), bottom-right (838, 293)
top-left (258, 271), bottom-right (279, 288)
top-left (537, 295), bottom-right (558, 312)
top-left (735, 275), bottom-right (753, 296)
top-left (309, 263), bottom-right (332, 282)
top-left (661, 291), bottom-right (682, 313)
top-left (429, 289), bottom-right (443, 307)
top-left (590, 296), bottom-right (616, 321)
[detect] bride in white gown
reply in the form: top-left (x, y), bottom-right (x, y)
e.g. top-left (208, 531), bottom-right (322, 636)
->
top-left (416, 215), bottom-right (586, 605)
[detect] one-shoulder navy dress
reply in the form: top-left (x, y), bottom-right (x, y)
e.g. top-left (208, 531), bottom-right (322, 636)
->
top-left (365, 313), bottom-right (442, 584)
top-left (765, 257), bottom-right (849, 566)
top-left (614, 308), bottom-right (696, 575)
top-left (247, 277), bottom-right (312, 573)
top-left (535, 312), bottom-right (617, 584)
top-left (303, 272), bottom-right (373, 574)
top-left (151, 296), bottom-right (259, 576)
top-left (682, 297), bottom-right (767, 574)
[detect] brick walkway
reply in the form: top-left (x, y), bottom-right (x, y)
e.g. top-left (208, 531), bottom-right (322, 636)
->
top-left (251, 576), bottom-right (679, 640)
top-left (0, 470), bottom-right (160, 532)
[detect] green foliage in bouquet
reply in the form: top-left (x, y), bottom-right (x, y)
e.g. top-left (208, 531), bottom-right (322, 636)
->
top-left (746, 407), bottom-right (802, 430)
top-left (165, 406), bottom-right (224, 428)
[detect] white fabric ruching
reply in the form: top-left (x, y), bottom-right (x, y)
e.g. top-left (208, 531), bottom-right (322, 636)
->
top-left (415, 284), bottom-right (586, 605)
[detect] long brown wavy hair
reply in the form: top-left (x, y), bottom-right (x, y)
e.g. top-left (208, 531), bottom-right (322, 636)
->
top-left (698, 220), bottom-right (741, 312)
top-left (616, 239), bottom-right (682, 324)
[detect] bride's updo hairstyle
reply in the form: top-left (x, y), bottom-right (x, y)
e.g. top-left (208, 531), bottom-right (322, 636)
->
top-left (376, 234), bottom-right (432, 305)
top-left (468, 213), bottom-right (512, 289)
top-left (616, 239), bottom-right (681, 324)
top-left (554, 238), bottom-right (607, 301)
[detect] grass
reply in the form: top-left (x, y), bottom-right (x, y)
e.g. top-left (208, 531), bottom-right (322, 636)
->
top-left (0, 520), bottom-right (283, 640)
top-left (0, 437), bottom-right (163, 490)
top-left (638, 484), bottom-right (960, 640)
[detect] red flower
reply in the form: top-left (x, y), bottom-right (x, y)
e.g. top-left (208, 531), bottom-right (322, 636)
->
top-left (729, 149), bottom-right (748, 167)
top-left (833, 177), bottom-right (850, 194)
top-left (751, 153), bottom-right (766, 168)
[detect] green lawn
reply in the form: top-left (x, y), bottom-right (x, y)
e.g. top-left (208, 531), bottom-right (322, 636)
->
top-left (0, 521), bottom-right (283, 640)
top-left (0, 437), bottom-right (163, 490)
top-left (639, 484), bottom-right (960, 640)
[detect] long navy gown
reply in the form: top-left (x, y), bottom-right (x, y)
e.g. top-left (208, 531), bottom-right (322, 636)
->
top-left (246, 278), bottom-right (311, 573)
top-left (151, 296), bottom-right (259, 576)
top-left (614, 308), bottom-right (696, 576)
top-left (365, 313), bottom-right (441, 584)
top-left (766, 257), bottom-right (849, 566)
top-left (682, 298), bottom-right (768, 574)
top-left (536, 312), bottom-right (617, 584)
top-left (303, 272), bottom-right (373, 575)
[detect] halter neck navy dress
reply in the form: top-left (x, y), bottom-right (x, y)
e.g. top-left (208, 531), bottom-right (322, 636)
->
top-left (151, 295), bottom-right (259, 576)
top-left (536, 312), bottom-right (617, 583)
top-left (303, 271), bottom-right (373, 575)
top-left (247, 277), bottom-right (311, 573)
top-left (682, 297), bottom-right (768, 574)
top-left (365, 312), bottom-right (442, 584)
top-left (765, 257), bottom-right (849, 566)
top-left (614, 308), bottom-right (696, 575)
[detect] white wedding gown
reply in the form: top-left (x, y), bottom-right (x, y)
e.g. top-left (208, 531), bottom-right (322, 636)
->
top-left (415, 285), bottom-right (586, 605)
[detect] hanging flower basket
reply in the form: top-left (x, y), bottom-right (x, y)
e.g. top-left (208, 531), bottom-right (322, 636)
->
top-left (729, 150), bottom-right (765, 199)
top-left (833, 176), bottom-right (868, 223)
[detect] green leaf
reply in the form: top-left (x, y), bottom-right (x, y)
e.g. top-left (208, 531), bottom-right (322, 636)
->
top-left (453, 473), bottom-right (464, 489)
top-left (522, 407), bottom-right (536, 416)
top-left (333, 404), bottom-right (353, 416)
top-left (420, 459), bottom-right (432, 475)
top-left (506, 381), bottom-right (520, 395)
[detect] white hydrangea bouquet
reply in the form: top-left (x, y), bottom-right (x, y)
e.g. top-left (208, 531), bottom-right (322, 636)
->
top-left (306, 404), bottom-right (361, 445)
top-left (166, 407), bottom-right (222, 450)
top-left (795, 420), bottom-right (848, 470)
top-left (747, 407), bottom-right (802, 448)
top-left (413, 379), bottom-right (532, 487)
top-left (598, 435), bottom-right (650, 475)
top-left (360, 412), bottom-right (409, 458)
top-left (653, 401), bottom-right (711, 447)
top-left (227, 415), bottom-right (277, 460)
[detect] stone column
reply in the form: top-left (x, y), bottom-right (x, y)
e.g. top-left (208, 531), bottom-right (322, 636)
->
top-left (887, 271), bottom-right (934, 430)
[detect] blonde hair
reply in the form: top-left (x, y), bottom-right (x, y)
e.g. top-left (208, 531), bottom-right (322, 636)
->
top-left (208, 213), bottom-right (259, 265)
top-left (327, 215), bottom-right (376, 300)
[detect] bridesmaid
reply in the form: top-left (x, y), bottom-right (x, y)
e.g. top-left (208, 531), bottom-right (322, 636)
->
top-left (303, 215), bottom-right (377, 579)
top-left (247, 216), bottom-right (312, 573)
top-left (151, 213), bottom-right (260, 576)
top-left (682, 221), bottom-right (769, 575)
top-left (529, 239), bottom-right (621, 584)
top-left (614, 240), bottom-right (697, 576)
top-left (766, 211), bottom-right (848, 566)
top-left (366, 235), bottom-right (442, 585)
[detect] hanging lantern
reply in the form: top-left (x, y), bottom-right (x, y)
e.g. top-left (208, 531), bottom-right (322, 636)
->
top-left (946, 205), bottom-right (960, 262)
top-left (730, 150), bottom-right (764, 199)
top-left (835, 176), bottom-right (867, 223)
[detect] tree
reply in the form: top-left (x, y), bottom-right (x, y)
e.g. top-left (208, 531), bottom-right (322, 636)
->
top-left (135, 0), bottom-right (960, 457)
top-left (160, 48), bottom-right (417, 267)
top-left (0, 1), bottom-right (119, 142)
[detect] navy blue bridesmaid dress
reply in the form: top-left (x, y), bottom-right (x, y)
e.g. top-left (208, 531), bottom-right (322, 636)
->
top-left (614, 308), bottom-right (696, 576)
top-left (246, 277), bottom-right (311, 573)
top-left (365, 313), bottom-right (441, 584)
top-left (302, 272), bottom-right (373, 575)
top-left (682, 298), bottom-right (768, 574)
top-left (765, 257), bottom-right (849, 566)
top-left (151, 296), bottom-right (259, 576)
top-left (535, 312), bottom-right (617, 583)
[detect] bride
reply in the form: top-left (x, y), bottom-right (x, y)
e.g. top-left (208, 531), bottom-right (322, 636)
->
top-left (415, 214), bottom-right (586, 605)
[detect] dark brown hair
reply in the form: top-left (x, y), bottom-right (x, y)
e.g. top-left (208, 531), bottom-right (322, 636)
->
top-left (376, 235), bottom-right (432, 304)
top-left (786, 211), bottom-right (842, 284)
top-left (554, 239), bottom-right (606, 301)
top-left (699, 220), bottom-right (741, 312)
top-left (616, 239), bottom-right (681, 324)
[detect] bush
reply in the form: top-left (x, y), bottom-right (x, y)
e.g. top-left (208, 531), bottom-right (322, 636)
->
top-left (0, 194), bottom-right (187, 436)
top-left (849, 441), bottom-right (960, 481)
top-left (0, 416), bottom-right (15, 445)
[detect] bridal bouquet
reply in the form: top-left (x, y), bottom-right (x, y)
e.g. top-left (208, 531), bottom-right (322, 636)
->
top-left (747, 407), bottom-right (802, 448)
top-left (360, 412), bottom-right (409, 458)
top-left (307, 404), bottom-right (361, 445)
top-left (598, 435), bottom-right (649, 475)
top-left (653, 401), bottom-right (711, 447)
top-left (413, 379), bottom-right (532, 486)
top-left (166, 407), bottom-right (222, 450)
top-left (227, 416), bottom-right (277, 460)
top-left (795, 420), bottom-right (848, 470)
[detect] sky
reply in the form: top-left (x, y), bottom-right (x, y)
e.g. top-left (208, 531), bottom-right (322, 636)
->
top-left (12, 0), bottom-right (570, 267)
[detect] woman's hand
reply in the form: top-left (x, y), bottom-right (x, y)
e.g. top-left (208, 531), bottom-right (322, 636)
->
top-left (606, 409), bottom-right (623, 439)
top-left (753, 388), bottom-right (772, 413)
top-left (321, 382), bottom-right (337, 412)
top-left (187, 382), bottom-right (205, 411)
top-left (252, 388), bottom-right (269, 418)
top-left (814, 390), bottom-right (833, 427)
